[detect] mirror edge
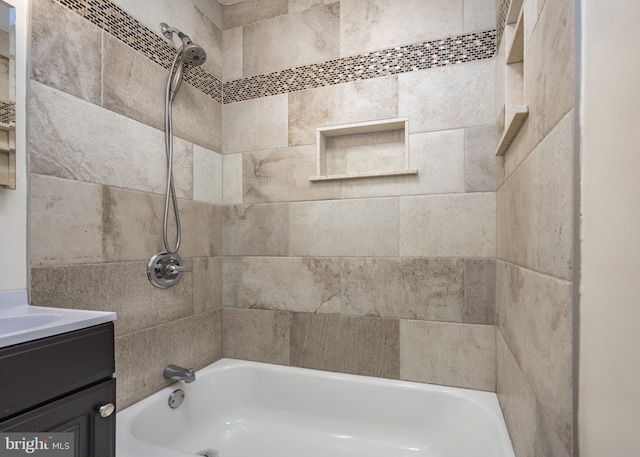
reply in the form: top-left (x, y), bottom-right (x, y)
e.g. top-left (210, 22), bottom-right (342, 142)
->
top-left (0, 0), bottom-right (30, 293)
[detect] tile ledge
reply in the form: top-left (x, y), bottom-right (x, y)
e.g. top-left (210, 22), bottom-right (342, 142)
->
top-left (310, 169), bottom-right (418, 182)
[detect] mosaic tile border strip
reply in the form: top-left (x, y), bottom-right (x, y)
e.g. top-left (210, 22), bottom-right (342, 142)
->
top-left (0, 101), bottom-right (15, 124)
top-left (55, 0), bottom-right (223, 103)
top-left (223, 29), bottom-right (496, 104)
top-left (496, 0), bottom-right (509, 48)
top-left (55, 0), bottom-right (495, 106)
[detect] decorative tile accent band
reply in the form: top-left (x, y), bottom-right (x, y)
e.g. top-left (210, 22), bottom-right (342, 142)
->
top-left (223, 29), bottom-right (496, 104)
top-left (54, 0), bottom-right (223, 103)
top-left (54, 0), bottom-right (495, 105)
top-left (497, 0), bottom-right (509, 48)
top-left (0, 101), bottom-right (15, 124)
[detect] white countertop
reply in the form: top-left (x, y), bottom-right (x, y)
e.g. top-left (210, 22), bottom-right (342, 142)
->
top-left (0, 290), bottom-right (117, 348)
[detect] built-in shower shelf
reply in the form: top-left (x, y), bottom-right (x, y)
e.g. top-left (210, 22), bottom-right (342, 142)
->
top-left (0, 122), bottom-right (16, 189)
top-left (309, 169), bottom-right (418, 182)
top-left (310, 117), bottom-right (417, 182)
top-left (506, 0), bottom-right (524, 24)
top-left (507, 7), bottom-right (524, 64)
top-left (495, 105), bottom-right (528, 156)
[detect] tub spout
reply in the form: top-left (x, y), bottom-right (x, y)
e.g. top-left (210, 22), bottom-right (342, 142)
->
top-left (163, 364), bottom-right (196, 383)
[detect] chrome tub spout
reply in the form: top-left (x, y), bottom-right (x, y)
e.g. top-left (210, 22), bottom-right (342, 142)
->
top-left (163, 364), bottom-right (195, 383)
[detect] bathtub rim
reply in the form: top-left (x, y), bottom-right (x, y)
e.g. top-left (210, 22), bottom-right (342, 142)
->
top-left (117, 358), bottom-right (515, 457)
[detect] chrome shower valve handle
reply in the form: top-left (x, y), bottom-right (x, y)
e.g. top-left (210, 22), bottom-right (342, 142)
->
top-left (147, 251), bottom-right (191, 289)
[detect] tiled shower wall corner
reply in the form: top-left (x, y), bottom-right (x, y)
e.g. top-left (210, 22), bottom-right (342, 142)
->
top-left (27, 0), bottom-right (223, 409)
top-left (220, 0), bottom-right (499, 393)
top-left (494, 0), bottom-right (575, 455)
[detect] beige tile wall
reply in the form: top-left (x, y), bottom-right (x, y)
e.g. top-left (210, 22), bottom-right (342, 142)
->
top-left (28, 0), bottom-right (224, 409)
top-left (242, 3), bottom-right (339, 77)
top-left (28, 0), bottom-right (504, 413)
top-left (494, 0), bottom-right (575, 454)
top-left (220, 0), bottom-right (498, 393)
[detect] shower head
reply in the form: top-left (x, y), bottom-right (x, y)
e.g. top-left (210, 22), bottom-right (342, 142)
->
top-left (177, 31), bottom-right (207, 67)
top-left (160, 23), bottom-right (207, 67)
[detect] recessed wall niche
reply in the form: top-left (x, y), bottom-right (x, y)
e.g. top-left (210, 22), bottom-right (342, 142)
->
top-left (495, 0), bottom-right (528, 156)
top-left (310, 118), bottom-right (418, 182)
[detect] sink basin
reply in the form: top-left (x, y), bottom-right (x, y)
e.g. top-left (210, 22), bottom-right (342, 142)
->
top-left (0, 290), bottom-right (116, 348)
top-left (0, 313), bottom-right (64, 334)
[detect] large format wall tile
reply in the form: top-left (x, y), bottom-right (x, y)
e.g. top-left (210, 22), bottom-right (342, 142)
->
top-left (400, 320), bottom-right (495, 391)
top-left (341, 258), bottom-right (465, 322)
top-left (222, 257), bottom-right (242, 307)
top-left (193, 145), bottom-right (223, 205)
top-left (194, 257), bottom-right (223, 314)
top-left (104, 34), bottom-right (221, 152)
top-left (102, 187), bottom-right (220, 262)
top-left (288, 76), bottom-right (398, 146)
top-left (464, 259), bottom-right (496, 324)
top-left (102, 187), bottom-right (164, 262)
top-left (110, 0), bottom-right (194, 47)
top-left (524, 0), bottom-right (574, 156)
top-left (497, 330), bottom-right (571, 457)
top-left (222, 308), bottom-right (290, 365)
top-left (399, 60), bottom-right (495, 134)
top-left (496, 261), bottom-right (572, 452)
top-left (223, 0), bottom-right (288, 29)
top-left (222, 94), bottom-right (288, 154)
top-left (289, 0), bottom-right (337, 14)
top-left (222, 27), bottom-right (243, 81)
top-left (243, 3), bottom-right (339, 77)
top-left (241, 257), bottom-right (341, 313)
top-left (102, 34), bottom-right (165, 131)
top-left (30, 81), bottom-right (193, 198)
top-left (341, 130), bottom-right (465, 199)
top-left (289, 198), bottom-right (399, 257)
top-left (30, 174), bottom-right (103, 266)
top-left (193, 6), bottom-right (223, 79)
top-left (496, 331), bottom-right (537, 457)
top-left (116, 310), bottom-right (222, 409)
top-left (291, 313), bottom-right (400, 378)
top-left (530, 113), bottom-right (573, 281)
top-left (243, 146), bottom-right (341, 203)
top-left (465, 125), bottom-right (498, 192)
top-left (399, 193), bottom-right (496, 258)
top-left (30, 261), bottom-right (193, 337)
top-left (464, 0), bottom-right (496, 32)
top-left (222, 153), bottom-right (243, 204)
top-left (172, 78), bottom-right (222, 152)
top-left (31, 0), bottom-right (102, 104)
top-left (192, 0), bottom-right (224, 31)
top-left (497, 112), bottom-right (573, 281)
top-left (340, 0), bottom-right (464, 56)
top-left (178, 200), bottom-right (222, 258)
top-left (222, 203), bottom-right (290, 256)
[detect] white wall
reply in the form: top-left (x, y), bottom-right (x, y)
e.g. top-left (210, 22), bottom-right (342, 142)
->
top-left (0, 0), bottom-right (28, 292)
top-left (579, 1), bottom-right (640, 455)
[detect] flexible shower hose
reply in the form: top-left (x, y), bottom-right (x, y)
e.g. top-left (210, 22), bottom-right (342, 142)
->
top-left (162, 47), bottom-right (185, 254)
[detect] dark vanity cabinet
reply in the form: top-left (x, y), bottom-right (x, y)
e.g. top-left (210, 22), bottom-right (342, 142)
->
top-left (0, 323), bottom-right (116, 457)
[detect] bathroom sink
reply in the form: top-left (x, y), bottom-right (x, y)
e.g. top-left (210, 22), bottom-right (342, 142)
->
top-left (0, 290), bottom-right (116, 348)
top-left (0, 313), bottom-right (64, 334)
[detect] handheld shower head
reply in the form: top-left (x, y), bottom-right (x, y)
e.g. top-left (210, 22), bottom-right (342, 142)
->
top-left (160, 23), bottom-right (207, 67)
top-left (180, 41), bottom-right (207, 67)
top-left (160, 22), bottom-right (208, 100)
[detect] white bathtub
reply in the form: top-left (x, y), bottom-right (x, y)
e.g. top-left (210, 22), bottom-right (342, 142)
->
top-left (117, 359), bottom-right (515, 457)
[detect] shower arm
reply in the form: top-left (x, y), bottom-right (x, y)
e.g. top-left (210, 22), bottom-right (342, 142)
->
top-left (160, 23), bottom-right (180, 39)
